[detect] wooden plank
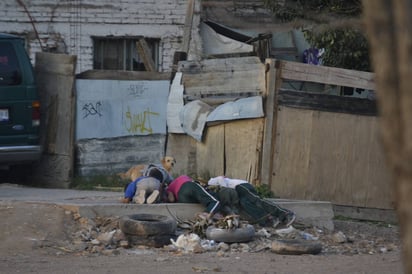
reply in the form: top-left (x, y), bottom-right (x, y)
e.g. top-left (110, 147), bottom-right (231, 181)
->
top-left (224, 119), bottom-right (264, 184)
top-left (184, 92), bottom-right (261, 105)
top-left (307, 110), bottom-right (349, 203)
top-left (278, 60), bottom-right (375, 90)
top-left (196, 125), bottom-right (225, 179)
top-left (178, 56), bottom-right (264, 73)
top-left (185, 86), bottom-right (264, 97)
top-left (166, 133), bottom-right (197, 178)
top-left (271, 106), bottom-right (393, 209)
top-left (272, 107), bottom-right (312, 198)
top-left (183, 71), bottom-right (265, 101)
top-left (183, 69), bottom-right (264, 89)
top-left (278, 89), bottom-right (378, 116)
top-left (180, 57), bottom-right (265, 99)
top-left (208, 52), bottom-right (255, 58)
top-left (136, 38), bottom-right (156, 72)
top-left (76, 70), bottom-right (170, 80)
top-left (307, 112), bottom-right (393, 208)
top-left (261, 59), bottom-right (277, 186)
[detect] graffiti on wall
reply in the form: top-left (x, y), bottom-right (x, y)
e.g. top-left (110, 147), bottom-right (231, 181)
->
top-left (75, 79), bottom-right (170, 140)
top-left (124, 106), bottom-right (159, 134)
top-left (82, 102), bottom-right (103, 118)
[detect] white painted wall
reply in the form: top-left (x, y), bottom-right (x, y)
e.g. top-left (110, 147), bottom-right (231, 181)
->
top-left (76, 79), bottom-right (170, 140)
top-left (0, 0), bottom-right (201, 73)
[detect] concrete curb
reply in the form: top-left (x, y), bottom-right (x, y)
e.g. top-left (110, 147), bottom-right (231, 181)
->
top-left (0, 184), bottom-right (335, 230)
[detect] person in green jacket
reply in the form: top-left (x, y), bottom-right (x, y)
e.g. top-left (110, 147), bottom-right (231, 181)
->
top-left (207, 176), bottom-right (296, 227)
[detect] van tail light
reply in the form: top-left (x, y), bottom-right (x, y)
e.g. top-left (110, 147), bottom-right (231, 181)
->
top-left (32, 100), bottom-right (40, 127)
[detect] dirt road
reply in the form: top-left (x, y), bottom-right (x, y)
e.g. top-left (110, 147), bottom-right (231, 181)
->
top-left (0, 201), bottom-right (404, 274)
top-left (1, 249), bottom-right (403, 274)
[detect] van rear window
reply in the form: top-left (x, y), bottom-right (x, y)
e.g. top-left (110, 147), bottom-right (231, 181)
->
top-left (0, 42), bottom-right (22, 86)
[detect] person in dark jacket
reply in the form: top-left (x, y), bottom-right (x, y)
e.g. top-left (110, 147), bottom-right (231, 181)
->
top-left (166, 175), bottom-right (220, 218)
top-left (208, 176), bottom-right (296, 227)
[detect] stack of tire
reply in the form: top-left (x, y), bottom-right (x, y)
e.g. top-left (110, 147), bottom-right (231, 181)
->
top-left (119, 214), bottom-right (177, 248)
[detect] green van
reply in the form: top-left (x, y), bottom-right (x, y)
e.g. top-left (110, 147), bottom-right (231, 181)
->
top-left (0, 33), bottom-right (41, 168)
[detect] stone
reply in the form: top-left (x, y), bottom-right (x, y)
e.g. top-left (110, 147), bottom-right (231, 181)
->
top-left (332, 231), bottom-right (347, 243)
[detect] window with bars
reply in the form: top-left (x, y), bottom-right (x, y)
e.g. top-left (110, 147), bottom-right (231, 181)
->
top-left (92, 37), bottom-right (159, 71)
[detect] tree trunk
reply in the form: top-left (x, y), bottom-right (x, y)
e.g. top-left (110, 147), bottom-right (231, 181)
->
top-left (363, 0), bottom-right (412, 272)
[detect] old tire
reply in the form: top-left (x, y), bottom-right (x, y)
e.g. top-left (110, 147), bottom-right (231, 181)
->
top-left (205, 224), bottom-right (255, 243)
top-left (271, 239), bottom-right (322, 255)
top-left (119, 214), bottom-right (177, 236)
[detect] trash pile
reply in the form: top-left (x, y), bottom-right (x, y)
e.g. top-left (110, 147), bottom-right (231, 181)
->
top-left (56, 211), bottom-right (400, 257)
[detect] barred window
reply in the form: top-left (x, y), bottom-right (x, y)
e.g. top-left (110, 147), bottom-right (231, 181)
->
top-left (92, 37), bottom-right (159, 71)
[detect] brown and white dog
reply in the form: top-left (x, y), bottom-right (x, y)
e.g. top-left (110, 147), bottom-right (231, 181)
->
top-left (118, 156), bottom-right (176, 182)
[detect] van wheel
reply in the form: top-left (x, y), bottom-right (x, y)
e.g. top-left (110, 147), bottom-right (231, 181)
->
top-left (119, 214), bottom-right (177, 236)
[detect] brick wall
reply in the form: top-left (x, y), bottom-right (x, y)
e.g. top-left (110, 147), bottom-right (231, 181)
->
top-left (0, 0), bottom-right (199, 73)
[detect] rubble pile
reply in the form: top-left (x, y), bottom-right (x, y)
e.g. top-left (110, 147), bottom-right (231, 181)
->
top-left (58, 211), bottom-right (401, 257)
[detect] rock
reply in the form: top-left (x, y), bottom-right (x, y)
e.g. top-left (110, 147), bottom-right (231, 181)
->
top-left (230, 243), bottom-right (239, 250)
top-left (112, 229), bottom-right (126, 243)
top-left (97, 230), bottom-right (116, 245)
top-left (332, 231), bottom-right (347, 243)
top-left (217, 242), bottom-right (230, 251)
top-left (193, 244), bottom-right (204, 253)
top-left (91, 245), bottom-right (104, 253)
top-left (155, 257), bottom-right (169, 262)
top-left (101, 249), bottom-right (115, 256)
top-left (72, 212), bottom-right (81, 220)
top-left (239, 243), bottom-right (250, 252)
top-left (119, 240), bottom-right (129, 248)
top-left (216, 250), bottom-right (229, 257)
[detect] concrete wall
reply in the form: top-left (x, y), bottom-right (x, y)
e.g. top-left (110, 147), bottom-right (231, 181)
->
top-left (74, 77), bottom-right (170, 176)
top-left (0, 0), bottom-right (204, 177)
top-left (76, 79), bottom-right (170, 140)
top-left (0, 0), bottom-right (201, 73)
top-left (76, 134), bottom-right (166, 177)
top-left (73, 71), bottom-right (172, 177)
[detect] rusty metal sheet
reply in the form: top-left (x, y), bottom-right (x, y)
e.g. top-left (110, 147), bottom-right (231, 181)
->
top-left (180, 100), bottom-right (213, 141)
top-left (206, 96), bottom-right (264, 123)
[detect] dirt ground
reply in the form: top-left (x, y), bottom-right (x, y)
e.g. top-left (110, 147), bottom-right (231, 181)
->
top-left (0, 201), bottom-right (404, 274)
